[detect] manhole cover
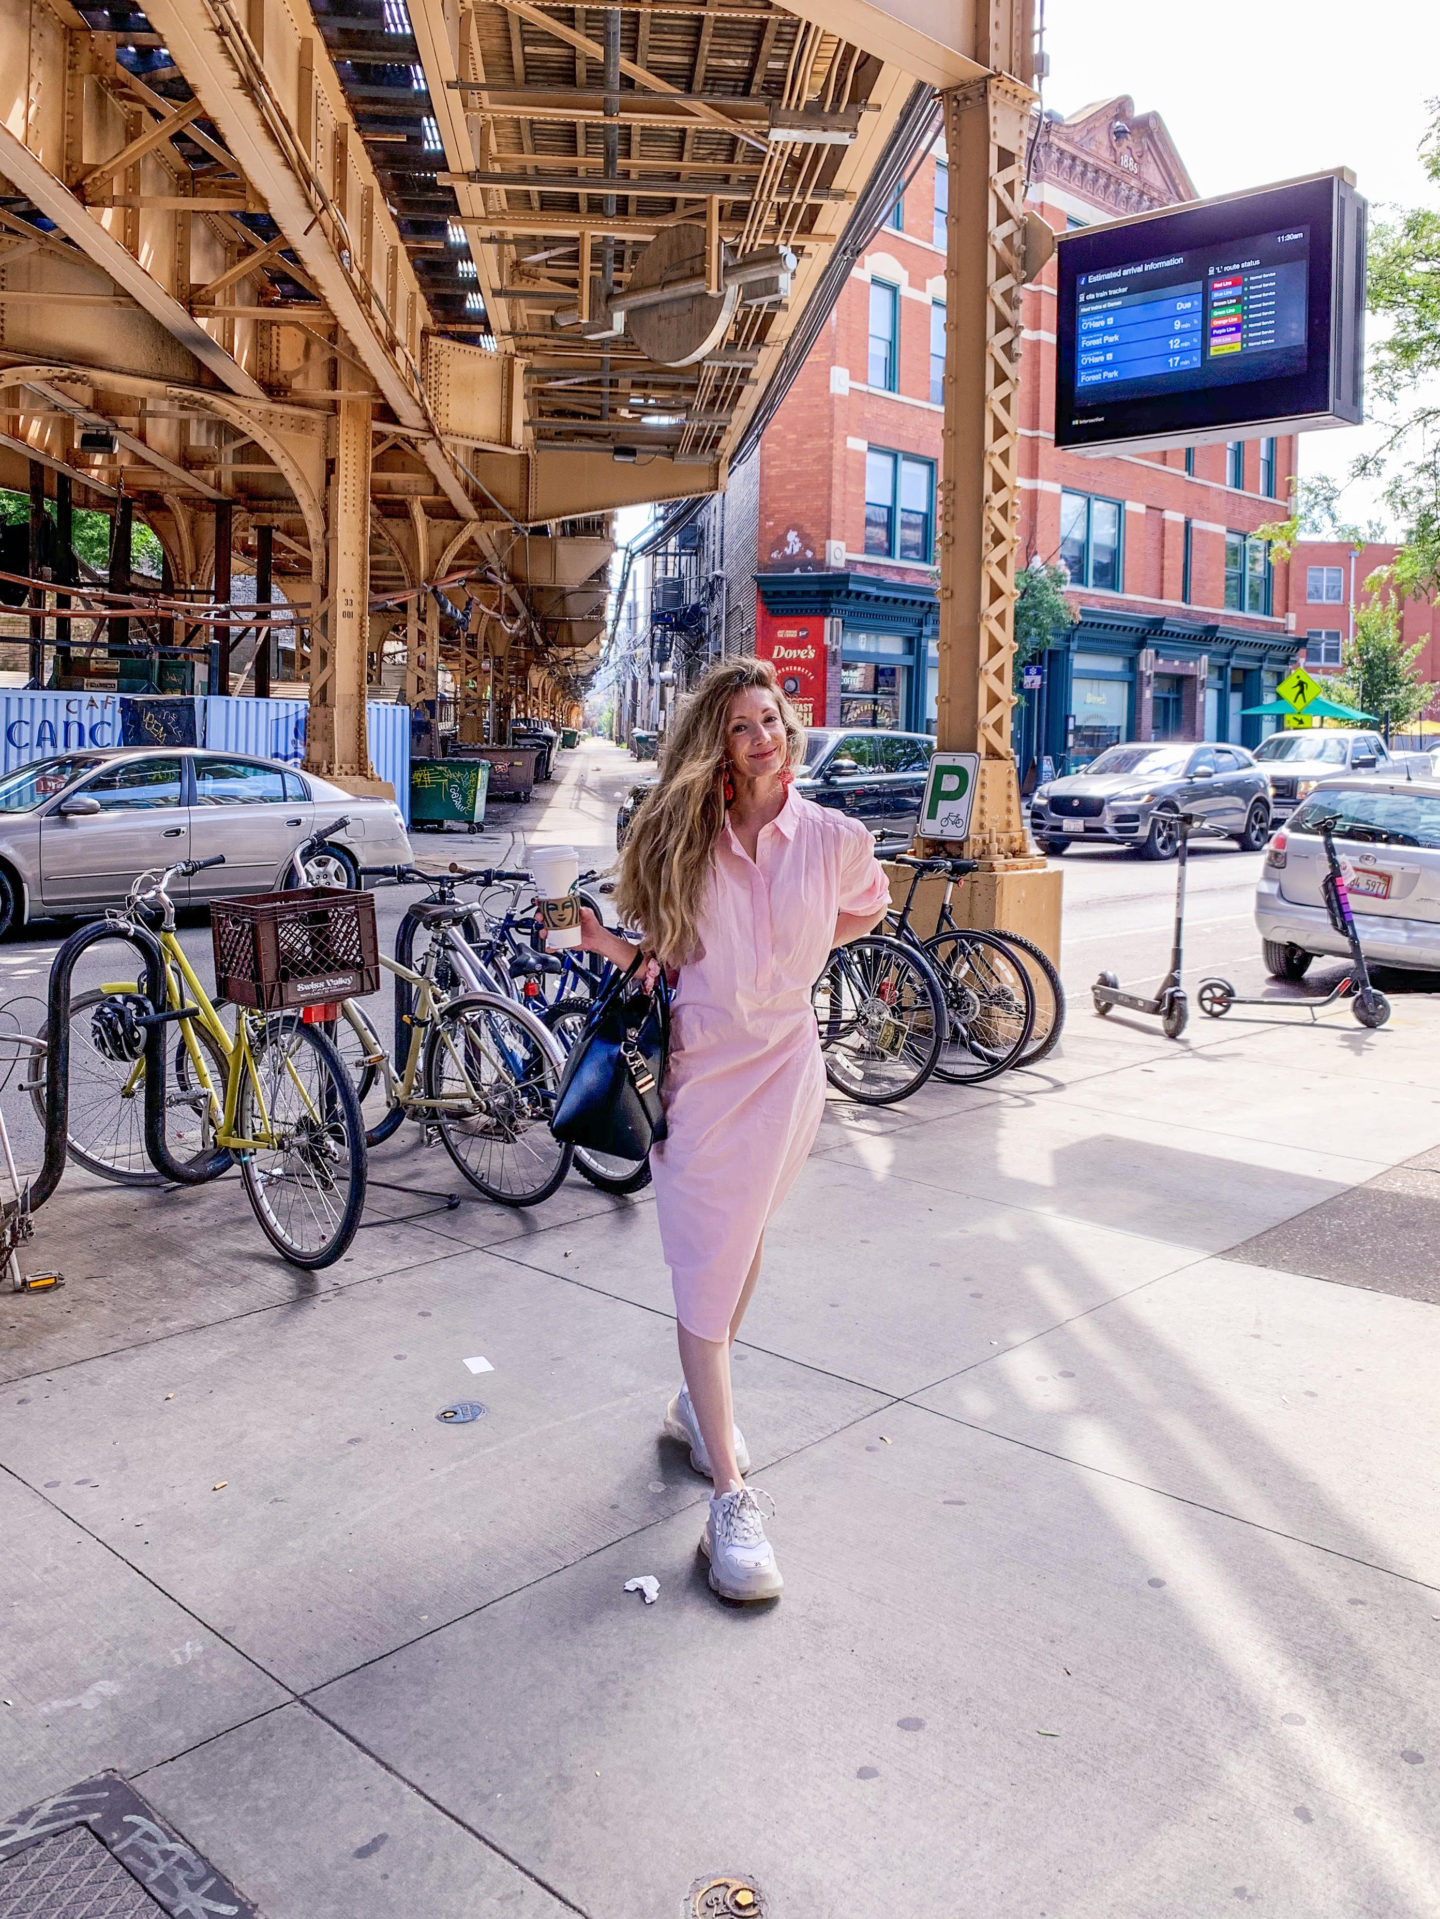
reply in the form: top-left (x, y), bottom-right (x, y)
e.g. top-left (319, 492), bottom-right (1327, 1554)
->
top-left (685, 1874), bottom-right (768, 1917)
top-left (436, 1401), bottom-right (486, 1424)
top-left (0, 1773), bottom-right (261, 1918)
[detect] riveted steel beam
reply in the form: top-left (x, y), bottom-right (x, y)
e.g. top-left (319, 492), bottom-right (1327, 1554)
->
top-left (141, 0), bottom-right (480, 522)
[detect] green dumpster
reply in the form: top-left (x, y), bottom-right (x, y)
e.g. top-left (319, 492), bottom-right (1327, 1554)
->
top-left (410, 757), bottom-right (489, 831)
top-left (560, 727), bottom-right (579, 749)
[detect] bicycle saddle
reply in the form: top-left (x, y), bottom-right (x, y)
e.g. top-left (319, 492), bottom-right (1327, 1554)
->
top-left (508, 949), bottom-right (565, 976)
top-left (892, 853), bottom-right (980, 877)
top-left (407, 900), bottom-right (471, 926)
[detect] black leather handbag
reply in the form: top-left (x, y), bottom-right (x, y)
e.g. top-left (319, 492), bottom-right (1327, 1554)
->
top-left (551, 951), bottom-right (670, 1159)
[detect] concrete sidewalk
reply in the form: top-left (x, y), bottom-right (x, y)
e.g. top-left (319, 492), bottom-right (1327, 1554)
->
top-left (2, 745), bottom-right (1439, 1917)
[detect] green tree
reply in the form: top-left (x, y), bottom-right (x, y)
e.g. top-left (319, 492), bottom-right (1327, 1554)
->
top-left (1330, 583), bottom-right (1436, 731)
top-left (1012, 559), bottom-right (1077, 694)
top-left (1351, 99), bottom-right (1440, 598)
top-left (0, 488), bottom-right (163, 575)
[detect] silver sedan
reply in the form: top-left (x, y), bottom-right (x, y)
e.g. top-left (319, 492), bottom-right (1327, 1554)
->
top-left (0, 747), bottom-right (413, 936)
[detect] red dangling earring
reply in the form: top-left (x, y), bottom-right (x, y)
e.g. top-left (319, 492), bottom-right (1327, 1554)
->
top-left (722, 761), bottom-right (735, 806)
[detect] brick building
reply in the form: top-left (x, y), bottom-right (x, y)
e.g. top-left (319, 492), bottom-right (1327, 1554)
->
top-left (1289, 540), bottom-right (1440, 718)
top-left (635, 96), bottom-right (1309, 766)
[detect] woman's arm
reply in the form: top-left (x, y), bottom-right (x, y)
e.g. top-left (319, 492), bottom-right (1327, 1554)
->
top-left (832, 903), bottom-right (888, 948)
top-left (577, 907), bottom-right (662, 987)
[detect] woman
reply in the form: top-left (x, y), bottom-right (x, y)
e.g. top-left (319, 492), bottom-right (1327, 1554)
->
top-left (579, 659), bottom-right (890, 1602)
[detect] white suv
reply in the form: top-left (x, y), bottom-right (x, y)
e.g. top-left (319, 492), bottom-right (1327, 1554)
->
top-left (1254, 776), bottom-right (1440, 979)
top-left (1251, 728), bottom-right (1430, 824)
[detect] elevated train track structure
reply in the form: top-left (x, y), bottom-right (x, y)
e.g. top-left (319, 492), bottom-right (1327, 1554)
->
top-left (2, 0), bottom-right (1049, 937)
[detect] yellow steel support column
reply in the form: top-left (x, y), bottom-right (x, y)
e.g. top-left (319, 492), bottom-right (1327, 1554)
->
top-left (922, 66), bottom-right (1061, 960)
top-left (307, 397), bottom-right (391, 796)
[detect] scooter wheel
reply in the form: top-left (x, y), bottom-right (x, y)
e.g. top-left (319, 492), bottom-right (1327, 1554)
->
top-left (1093, 970), bottom-right (1119, 1017)
top-left (1353, 990), bottom-right (1391, 1031)
top-left (1162, 991), bottom-right (1189, 1040)
top-left (1198, 978), bottom-right (1234, 1019)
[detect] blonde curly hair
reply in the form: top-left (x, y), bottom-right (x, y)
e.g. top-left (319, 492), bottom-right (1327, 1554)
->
top-left (614, 656), bottom-right (805, 966)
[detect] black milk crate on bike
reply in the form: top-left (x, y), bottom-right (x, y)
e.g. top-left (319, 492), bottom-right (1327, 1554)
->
top-left (210, 887), bottom-right (380, 1011)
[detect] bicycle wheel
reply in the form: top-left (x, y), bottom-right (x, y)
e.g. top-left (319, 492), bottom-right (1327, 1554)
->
top-left (923, 931), bottom-right (1035, 1085)
top-left (812, 935), bottom-right (945, 1105)
top-left (423, 995), bottom-right (572, 1205)
top-left (236, 1015), bottom-right (366, 1268)
top-left (542, 998), bottom-right (652, 1195)
top-left (985, 928), bottom-right (1065, 1066)
top-left (29, 988), bottom-right (230, 1187)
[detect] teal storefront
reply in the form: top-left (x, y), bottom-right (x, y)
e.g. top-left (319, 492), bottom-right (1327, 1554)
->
top-left (1022, 611), bottom-right (1300, 778)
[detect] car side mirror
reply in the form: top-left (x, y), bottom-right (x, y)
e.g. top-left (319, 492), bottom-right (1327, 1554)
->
top-left (1353, 753), bottom-right (1378, 770)
top-left (1190, 766), bottom-right (1214, 779)
top-left (827, 757), bottom-right (860, 778)
top-left (57, 793), bottom-right (102, 817)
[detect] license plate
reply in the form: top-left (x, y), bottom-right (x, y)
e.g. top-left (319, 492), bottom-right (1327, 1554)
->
top-left (1348, 868), bottom-right (1392, 899)
top-left (1063, 818), bottom-right (1086, 834)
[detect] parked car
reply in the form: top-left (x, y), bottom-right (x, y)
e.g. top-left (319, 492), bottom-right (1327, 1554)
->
top-left (0, 747), bottom-right (413, 937)
top-left (1255, 775), bottom-right (1440, 977)
top-left (1250, 727), bottom-right (1430, 823)
top-left (615, 727), bottom-right (936, 849)
top-left (1031, 742), bottom-right (1270, 859)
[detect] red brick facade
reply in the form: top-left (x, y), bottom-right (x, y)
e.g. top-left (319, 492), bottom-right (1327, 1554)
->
top-left (747, 97), bottom-right (1320, 756)
top-left (1290, 539), bottom-right (1440, 708)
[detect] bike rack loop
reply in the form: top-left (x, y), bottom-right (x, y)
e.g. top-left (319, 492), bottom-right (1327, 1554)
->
top-left (36, 920), bottom-right (230, 1210)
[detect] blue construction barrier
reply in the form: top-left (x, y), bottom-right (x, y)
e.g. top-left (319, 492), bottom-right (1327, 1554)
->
top-left (0, 691), bottom-right (412, 822)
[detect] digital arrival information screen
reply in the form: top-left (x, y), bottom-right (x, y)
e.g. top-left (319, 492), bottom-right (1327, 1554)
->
top-left (1075, 225), bottom-right (1309, 400)
top-left (1055, 174), bottom-right (1366, 454)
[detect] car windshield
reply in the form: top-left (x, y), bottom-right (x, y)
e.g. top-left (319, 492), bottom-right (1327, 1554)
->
top-left (802, 729), bottom-right (839, 770)
top-left (1290, 788), bottom-right (1440, 849)
top-left (1253, 733), bottom-right (1350, 764)
top-left (1083, 746), bottom-right (1189, 778)
top-left (0, 755), bottom-right (102, 812)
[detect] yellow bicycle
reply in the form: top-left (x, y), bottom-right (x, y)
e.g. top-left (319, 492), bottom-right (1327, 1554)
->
top-left (33, 856), bottom-right (367, 1267)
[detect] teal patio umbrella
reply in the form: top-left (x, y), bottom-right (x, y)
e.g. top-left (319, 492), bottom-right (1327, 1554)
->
top-left (1240, 696), bottom-right (1379, 722)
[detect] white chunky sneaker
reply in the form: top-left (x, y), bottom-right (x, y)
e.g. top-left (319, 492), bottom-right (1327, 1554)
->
top-left (700, 1486), bottom-right (783, 1602)
top-left (662, 1384), bottom-right (750, 1480)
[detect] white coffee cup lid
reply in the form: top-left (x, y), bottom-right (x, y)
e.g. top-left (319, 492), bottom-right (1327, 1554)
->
top-left (530, 844), bottom-right (580, 892)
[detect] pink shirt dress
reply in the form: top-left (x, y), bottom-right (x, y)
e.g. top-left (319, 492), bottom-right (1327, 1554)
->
top-left (651, 788), bottom-right (891, 1340)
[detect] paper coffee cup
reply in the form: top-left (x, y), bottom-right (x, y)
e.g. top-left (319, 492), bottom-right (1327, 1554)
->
top-left (530, 845), bottom-right (581, 949)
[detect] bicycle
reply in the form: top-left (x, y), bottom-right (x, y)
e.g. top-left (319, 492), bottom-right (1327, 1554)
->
top-left (371, 857), bottom-right (651, 1195)
top-left (461, 866), bottom-right (609, 1012)
top-left (324, 862), bottom-right (574, 1207)
top-left (33, 855), bottom-right (366, 1268)
top-left (381, 860), bottom-right (649, 1195)
top-left (885, 854), bottom-right (1038, 1084)
top-left (811, 931), bottom-right (947, 1105)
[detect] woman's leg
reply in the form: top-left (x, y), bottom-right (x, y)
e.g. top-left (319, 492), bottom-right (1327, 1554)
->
top-left (728, 1233), bottom-right (765, 1344)
top-left (677, 1323), bottom-right (742, 1493)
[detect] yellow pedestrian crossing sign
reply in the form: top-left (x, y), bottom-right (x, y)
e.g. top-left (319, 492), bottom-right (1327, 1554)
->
top-left (1275, 666), bottom-right (1323, 713)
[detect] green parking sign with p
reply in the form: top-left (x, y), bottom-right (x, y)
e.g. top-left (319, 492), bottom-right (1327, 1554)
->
top-left (921, 751), bottom-right (981, 840)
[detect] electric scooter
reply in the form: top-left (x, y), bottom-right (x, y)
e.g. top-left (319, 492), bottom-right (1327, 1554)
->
top-left (1197, 816), bottom-right (1391, 1030)
top-left (1091, 812), bottom-right (1218, 1040)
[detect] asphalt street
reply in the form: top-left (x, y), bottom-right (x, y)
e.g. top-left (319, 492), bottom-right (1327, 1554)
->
top-left (0, 737), bottom-right (1433, 1186)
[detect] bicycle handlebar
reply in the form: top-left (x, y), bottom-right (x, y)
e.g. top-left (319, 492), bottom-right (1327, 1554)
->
top-left (357, 862), bottom-right (422, 882)
top-left (184, 854), bottom-right (227, 876)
